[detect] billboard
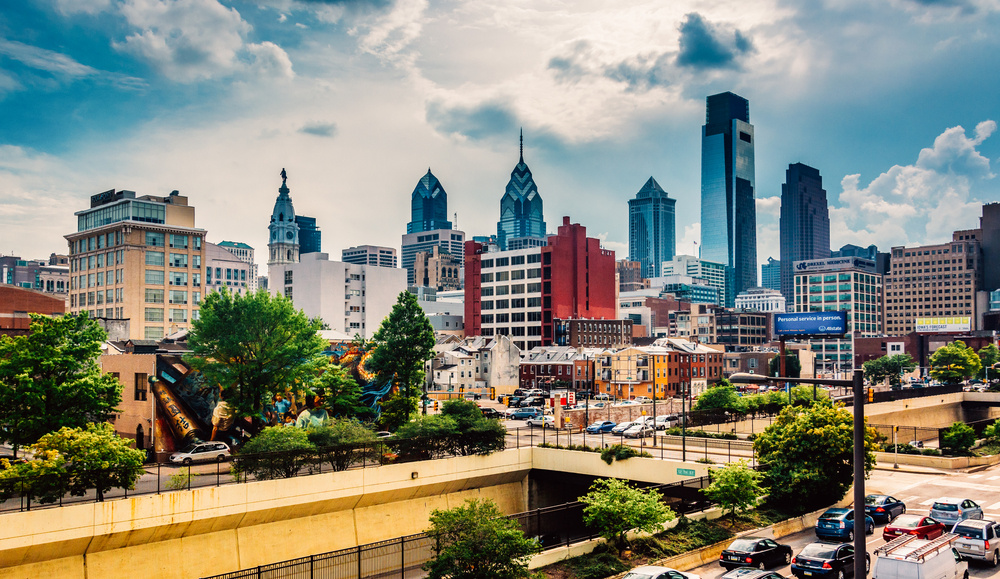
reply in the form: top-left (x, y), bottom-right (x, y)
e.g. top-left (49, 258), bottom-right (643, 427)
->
top-left (775, 312), bottom-right (848, 336)
top-left (915, 317), bottom-right (972, 333)
top-left (793, 257), bottom-right (876, 273)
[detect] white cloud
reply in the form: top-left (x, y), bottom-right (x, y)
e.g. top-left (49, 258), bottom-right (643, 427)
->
top-left (51, 0), bottom-right (113, 15)
top-left (356, 0), bottom-right (428, 67)
top-left (246, 41), bottom-right (295, 79)
top-left (677, 222), bottom-right (701, 257)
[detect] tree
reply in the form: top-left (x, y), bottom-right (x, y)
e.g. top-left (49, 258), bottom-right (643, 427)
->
top-left (423, 498), bottom-right (540, 579)
top-left (440, 399), bottom-right (507, 456)
top-left (378, 392), bottom-right (420, 431)
top-left (187, 289), bottom-right (327, 421)
top-left (982, 419), bottom-right (1000, 444)
top-left (768, 349), bottom-right (802, 378)
top-left (864, 354), bottom-right (918, 387)
top-left (314, 362), bottom-right (370, 420)
top-left (693, 383), bottom-right (745, 413)
top-left (306, 419), bottom-right (379, 471)
top-left (941, 422), bottom-right (976, 455)
top-left (701, 460), bottom-right (765, 517)
top-left (978, 344), bottom-right (999, 380)
top-left (0, 313), bottom-right (122, 456)
top-left (367, 291), bottom-right (435, 400)
top-left (580, 477), bottom-right (674, 555)
top-left (394, 415), bottom-right (458, 460)
top-left (231, 426), bottom-right (316, 480)
top-left (753, 400), bottom-right (878, 512)
top-left (930, 341), bottom-right (982, 384)
top-left (0, 423), bottom-right (145, 503)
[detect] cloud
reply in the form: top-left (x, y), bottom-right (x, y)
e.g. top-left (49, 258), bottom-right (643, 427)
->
top-left (299, 121), bottom-right (337, 137)
top-left (0, 39), bottom-right (146, 91)
top-left (246, 41), bottom-right (295, 79)
top-left (678, 223), bottom-right (700, 257)
top-left (356, 0), bottom-right (428, 66)
top-left (756, 195), bottom-right (781, 216)
top-left (50, 0), bottom-right (113, 15)
top-left (426, 100), bottom-right (518, 142)
top-left (676, 13), bottom-right (754, 70)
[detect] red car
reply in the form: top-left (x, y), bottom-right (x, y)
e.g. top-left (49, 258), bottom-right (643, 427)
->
top-left (882, 514), bottom-right (946, 541)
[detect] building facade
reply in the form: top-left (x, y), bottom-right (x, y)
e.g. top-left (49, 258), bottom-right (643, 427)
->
top-left (294, 216), bottom-right (321, 255)
top-left (0, 254), bottom-right (69, 300)
top-left (217, 241), bottom-right (258, 293)
top-left (661, 255), bottom-right (727, 306)
top-left (408, 169), bottom-right (452, 234)
top-left (715, 310), bottom-right (771, 351)
top-left (497, 132), bottom-right (546, 250)
top-left (268, 170), bottom-right (299, 267)
top-left (204, 242), bottom-right (251, 296)
top-left (554, 318), bottom-right (633, 348)
top-left (342, 245), bottom-right (398, 269)
top-left (401, 229), bottom-right (465, 286)
top-left (66, 189), bottom-right (206, 340)
top-left (700, 91), bottom-right (757, 304)
top-left (413, 245), bottom-right (462, 291)
top-left (628, 177), bottom-right (676, 278)
top-left (0, 286), bottom-right (66, 338)
top-left (617, 259), bottom-right (646, 293)
top-left (982, 203), bottom-right (1000, 293)
top-left (780, 163), bottom-right (830, 308)
top-left (734, 287), bottom-right (786, 313)
top-left (761, 257), bottom-right (780, 291)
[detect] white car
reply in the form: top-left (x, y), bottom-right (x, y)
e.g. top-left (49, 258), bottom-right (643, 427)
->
top-left (623, 565), bottom-right (700, 579)
top-left (614, 400), bottom-right (640, 407)
top-left (654, 414), bottom-right (679, 429)
top-left (634, 396), bottom-right (652, 404)
top-left (169, 441), bottom-right (231, 465)
top-left (526, 415), bottom-right (555, 428)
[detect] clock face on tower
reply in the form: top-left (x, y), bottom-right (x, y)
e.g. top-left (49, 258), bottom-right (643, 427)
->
top-left (285, 231), bottom-right (293, 240)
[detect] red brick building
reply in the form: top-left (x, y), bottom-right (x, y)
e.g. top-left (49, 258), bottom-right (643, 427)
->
top-left (0, 286), bottom-right (66, 337)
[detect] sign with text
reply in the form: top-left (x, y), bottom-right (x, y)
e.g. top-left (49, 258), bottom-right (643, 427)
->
top-left (793, 256), bottom-right (876, 273)
top-left (676, 468), bottom-right (696, 477)
top-left (915, 316), bottom-right (971, 333)
top-left (775, 312), bottom-right (848, 336)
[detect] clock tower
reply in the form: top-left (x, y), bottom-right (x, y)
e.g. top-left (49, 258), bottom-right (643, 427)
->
top-left (268, 168), bottom-right (300, 266)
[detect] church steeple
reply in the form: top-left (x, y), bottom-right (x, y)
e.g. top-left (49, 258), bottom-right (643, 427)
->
top-left (268, 168), bottom-right (300, 266)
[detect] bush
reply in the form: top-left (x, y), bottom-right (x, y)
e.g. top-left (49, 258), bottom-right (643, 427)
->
top-left (695, 457), bottom-right (715, 464)
top-left (660, 427), bottom-right (738, 440)
top-left (306, 419), bottom-right (378, 471)
top-left (883, 443), bottom-right (921, 455)
top-left (921, 448), bottom-right (942, 456)
top-left (566, 551), bottom-right (630, 579)
top-left (232, 426), bottom-right (316, 480)
top-left (599, 444), bottom-right (652, 464)
top-left (166, 467), bottom-right (197, 490)
top-left (941, 422), bottom-right (976, 455)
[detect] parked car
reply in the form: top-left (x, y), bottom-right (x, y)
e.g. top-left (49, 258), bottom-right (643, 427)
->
top-left (511, 408), bottom-right (543, 420)
top-left (478, 407), bottom-right (503, 419)
top-left (594, 393), bottom-right (611, 400)
top-left (506, 396), bottom-right (524, 407)
top-left (624, 424), bottom-right (655, 439)
top-left (654, 414), bottom-right (680, 430)
top-left (815, 508), bottom-right (875, 542)
top-left (930, 498), bottom-right (984, 527)
top-left (612, 421), bottom-right (639, 435)
top-left (589, 402), bottom-right (606, 409)
top-left (586, 420), bottom-right (617, 434)
top-left (622, 565), bottom-right (701, 579)
top-left (519, 396), bottom-right (545, 407)
top-left (170, 441), bottom-right (231, 465)
top-left (791, 542), bottom-right (869, 578)
top-left (720, 570), bottom-right (786, 579)
top-left (872, 534), bottom-right (967, 579)
top-left (866, 494), bottom-right (907, 523)
top-left (614, 399), bottom-right (641, 406)
top-left (526, 415), bottom-right (555, 428)
top-left (634, 396), bottom-right (653, 404)
top-left (909, 440), bottom-right (925, 448)
top-left (951, 518), bottom-right (1000, 566)
top-left (719, 537), bottom-right (793, 571)
top-left (883, 514), bottom-right (947, 541)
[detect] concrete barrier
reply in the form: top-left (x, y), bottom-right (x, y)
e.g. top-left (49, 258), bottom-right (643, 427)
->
top-left (874, 451), bottom-right (1000, 470)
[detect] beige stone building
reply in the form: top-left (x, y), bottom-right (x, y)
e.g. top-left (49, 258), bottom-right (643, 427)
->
top-left (66, 189), bottom-right (206, 340)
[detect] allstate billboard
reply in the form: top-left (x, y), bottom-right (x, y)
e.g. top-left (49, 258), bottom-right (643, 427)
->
top-left (775, 312), bottom-right (848, 336)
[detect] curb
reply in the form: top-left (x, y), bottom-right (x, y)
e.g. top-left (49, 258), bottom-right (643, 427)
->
top-left (872, 464), bottom-right (949, 476)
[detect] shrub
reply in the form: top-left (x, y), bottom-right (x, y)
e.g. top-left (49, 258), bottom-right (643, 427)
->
top-left (232, 426), bottom-right (316, 480)
top-left (921, 448), bottom-right (942, 456)
top-left (166, 467), bottom-right (197, 490)
top-left (599, 444), bottom-right (650, 464)
top-left (941, 422), bottom-right (976, 455)
top-left (567, 551), bottom-right (630, 579)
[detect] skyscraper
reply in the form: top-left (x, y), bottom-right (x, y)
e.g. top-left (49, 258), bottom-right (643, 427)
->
top-left (779, 163), bottom-right (830, 307)
top-left (407, 169), bottom-right (451, 234)
top-left (497, 131), bottom-right (546, 250)
top-left (761, 257), bottom-right (780, 291)
top-left (628, 177), bottom-right (676, 278)
top-left (700, 91), bottom-right (756, 306)
top-left (268, 169), bottom-right (299, 267)
top-left (294, 215), bottom-right (321, 255)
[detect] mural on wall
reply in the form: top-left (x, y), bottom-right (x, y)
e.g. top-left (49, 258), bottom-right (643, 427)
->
top-left (323, 341), bottom-right (395, 412)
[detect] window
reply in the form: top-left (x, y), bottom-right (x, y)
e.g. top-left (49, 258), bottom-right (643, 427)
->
top-left (496, 271), bottom-right (509, 281)
top-left (145, 289), bottom-right (164, 303)
top-left (169, 271), bottom-right (188, 286)
top-left (145, 231), bottom-right (164, 247)
top-left (145, 307), bottom-right (164, 322)
top-left (170, 309), bottom-right (188, 323)
top-left (495, 285), bottom-right (509, 295)
top-left (284, 270), bottom-right (293, 284)
top-left (144, 326), bottom-right (164, 340)
top-left (511, 270), bottom-right (525, 280)
top-left (170, 253), bottom-right (188, 268)
top-left (169, 234), bottom-right (188, 249)
top-left (170, 290), bottom-right (187, 304)
top-left (134, 373), bottom-right (148, 401)
top-left (145, 270), bottom-right (164, 285)
top-left (146, 251), bottom-right (164, 266)
top-left (193, 255), bottom-right (201, 268)
top-left (511, 255), bottom-right (525, 265)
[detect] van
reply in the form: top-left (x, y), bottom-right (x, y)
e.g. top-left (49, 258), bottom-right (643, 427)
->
top-left (872, 534), bottom-right (968, 579)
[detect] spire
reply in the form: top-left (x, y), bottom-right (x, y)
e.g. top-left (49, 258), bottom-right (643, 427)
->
top-left (519, 128), bottom-right (524, 163)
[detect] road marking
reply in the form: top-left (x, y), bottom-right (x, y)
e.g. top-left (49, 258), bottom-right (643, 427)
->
top-left (920, 498), bottom-right (936, 505)
top-left (927, 479), bottom-right (1000, 493)
top-left (968, 474), bottom-right (984, 479)
top-left (988, 476), bottom-right (1000, 481)
top-left (900, 495), bottom-right (920, 503)
top-left (985, 502), bottom-right (1000, 510)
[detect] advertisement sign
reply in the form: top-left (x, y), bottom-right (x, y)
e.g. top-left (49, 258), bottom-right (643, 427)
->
top-left (775, 312), bottom-right (848, 336)
top-left (793, 257), bottom-right (876, 273)
top-left (915, 317), bottom-right (971, 333)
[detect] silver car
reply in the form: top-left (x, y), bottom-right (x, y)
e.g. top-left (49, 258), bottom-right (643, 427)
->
top-left (951, 519), bottom-right (999, 566)
top-left (930, 498), bottom-right (984, 526)
top-left (612, 421), bottom-right (638, 435)
top-left (624, 424), bottom-right (654, 438)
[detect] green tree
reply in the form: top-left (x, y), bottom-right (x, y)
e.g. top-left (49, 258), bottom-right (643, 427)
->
top-left (378, 392), bottom-right (420, 431)
top-left (941, 422), bottom-right (976, 455)
top-left (580, 477), bottom-right (674, 555)
top-left (367, 291), bottom-right (436, 401)
top-left (0, 423), bottom-right (145, 503)
top-left (701, 460), bottom-right (765, 517)
top-left (306, 419), bottom-right (378, 471)
top-left (983, 419), bottom-right (1000, 444)
top-left (440, 399), bottom-right (507, 456)
top-left (423, 498), bottom-right (540, 579)
top-left (930, 341), bottom-right (982, 384)
top-left (314, 362), bottom-right (370, 419)
top-left (0, 313), bottom-right (122, 456)
top-left (232, 426), bottom-right (316, 480)
top-left (768, 349), bottom-right (802, 378)
top-left (394, 415), bottom-right (459, 460)
top-left (978, 344), bottom-right (999, 380)
top-left (693, 383), bottom-right (745, 413)
top-left (187, 289), bottom-right (327, 421)
top-left (753, 400), bottom-right (878, 512)
top-left (864, 354), bottom-right (918, 387)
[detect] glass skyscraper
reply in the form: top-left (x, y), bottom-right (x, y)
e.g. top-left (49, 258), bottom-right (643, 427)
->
top-left (629, 177), bottom-right (676, 278)
top-left (497, 132), bottom-right (546, 250)
top-left (700, 91), bottom-right (756, 307)
top-left (407, 169), bottom-right (451, 234)
top-left (761, 257), bottom-right (780, 291)
top-left (779, 163), bottom-right (830, 308)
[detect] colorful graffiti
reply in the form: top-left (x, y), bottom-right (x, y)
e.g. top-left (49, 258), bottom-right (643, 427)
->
top-left (322, 341), bottom-right (395, 412)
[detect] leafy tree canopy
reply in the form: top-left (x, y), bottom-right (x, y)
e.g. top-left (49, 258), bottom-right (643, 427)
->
top-left (864, 354), bottom-right (918, 387)
top-left (306, 419), bottom-right (378, 471)
top-left (423, 498), bottom-right (540, 579)
top-left (978, 344), bottom-right (999, 380)
top-left (768, 349), bottom-right (802, 378)
top-left (941, 422), bottom-right (976, 455)
top-left (232, 425), bottom-right (316, 480)
top-left (702, 460), bottom-right (766, 517)
top-left (693, 384), bottom-right (744, 413)
top-left (187, 289), bottom-right (327, 421)
top-left (930, 341), bottom-right (982, 384)
top-left (314, 362), bottom-right (371, 420)
top-left (378, 393), bottom-right (419, 431)
top-left (580, 477), bottom-right (674, 555)
top-left (0, 313), bottom-right (122, 455)
top-left (439, 399), bottom-right (507, 456)
top-left (367, 291), bottom-right (435, 400)
top-left (753, 400), bottom-right (877, 511)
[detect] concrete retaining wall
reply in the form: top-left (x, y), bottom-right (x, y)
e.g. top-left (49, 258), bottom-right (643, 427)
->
top-left (874, 451), bottom-right (1000, 470)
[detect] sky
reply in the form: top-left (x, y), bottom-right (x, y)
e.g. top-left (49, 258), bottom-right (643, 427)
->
top-left (1, 0), bottom-right (999, 277)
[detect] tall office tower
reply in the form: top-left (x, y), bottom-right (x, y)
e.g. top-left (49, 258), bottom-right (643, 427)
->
top-left (779, 163), bottom-right (831, 308)
top-left (294, 216), bottom-right (321, 255)
top-left (497, 131), bottom-right (547, 250)
top-left (982, 203), bottom-right (1000, 292)
top-left (761, 257), bottom-right (780, 291)
top-left (628, 177), bottom-right (676, 278)
top-left (342, 245), bottom-right (398, 268)
top-left (217, 241), bottom-right (258, 292)
top-left (66, 189), bottom-right (206, 340)
top-left (700, 91), bottom-right (756, 306)
top-left (407, 169), bottom-right (452, 234)
top-left (268, 169), bottom-right (299, 267)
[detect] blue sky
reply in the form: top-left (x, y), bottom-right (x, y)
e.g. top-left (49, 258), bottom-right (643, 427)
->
top-left (1, 0), bottom-right (999, 276)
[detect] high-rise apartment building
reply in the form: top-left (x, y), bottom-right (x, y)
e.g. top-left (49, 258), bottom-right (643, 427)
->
top-left (217, 241), bottom-right (258, 292)
top-left (407, 169), bottom-right (452, 234)
top-left (761, 257), bottom-right (780, 291)
top-left (268, 170), bottom-right (299, 267)
top-left (780, 163), bottom-right (830, 308)
top-left (700, 91), bottom-right (757, 304)
top-left (982, 203), bottom-right (1000, 292)
top-left (628, 177), bottom-right (676, 278)
top-left (497, 132), bottom-right (546, 250)
top-left (205, 242), bottom-right (251, 296)
top-left (66, 189), bottom-right (206, 340)
top-left (342, 245), bottom-right (397, 268)
top-left (661, 254), bottom-right (727, 306)
top-left (884, 229), bottom-right (983, 334)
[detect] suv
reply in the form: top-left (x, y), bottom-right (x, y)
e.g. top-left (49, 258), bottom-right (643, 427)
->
top-left (170, 441), bottom-right (231, 465)
top-left (930, 498), bottom-right (984, 527)
top-left (872, 534), bottom-right (967, 579)
top-left (951, 519), bottom-right (1000, 566)
top-left (511, 407), bottom-right (543, 420)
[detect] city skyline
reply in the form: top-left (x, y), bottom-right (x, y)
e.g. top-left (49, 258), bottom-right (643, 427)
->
top-left (1, 1), bottom-right (999, 268)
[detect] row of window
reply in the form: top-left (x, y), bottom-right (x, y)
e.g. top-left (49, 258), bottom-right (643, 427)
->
top-left (145, 270), bottom-right (202, 286)
top-left (144, 308), bottom-right (195, 323)
top-left (480, 282), bottom-right (542, 296)
top-left (480, 297), bottom-right (542, 310)
top-left (480, 268), bottom-right (542, 283)
top-left (72, 250), bottom-right (125, 272)
top-left (480, 254), bottom-right (541, 269)
top-left (70, 288), bottom-right (124, 307)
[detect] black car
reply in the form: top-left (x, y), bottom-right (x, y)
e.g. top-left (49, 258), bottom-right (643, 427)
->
top-left (720, 537), bottom-right (793, 571)
top-left (478, 407), bottom-right (502, 419)
top-left (720, 569), bottom-right (787, 579)
top-left (864, 494), bottom-right (906, 523)
top-left (791, 542), bottom-right (869, 578)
